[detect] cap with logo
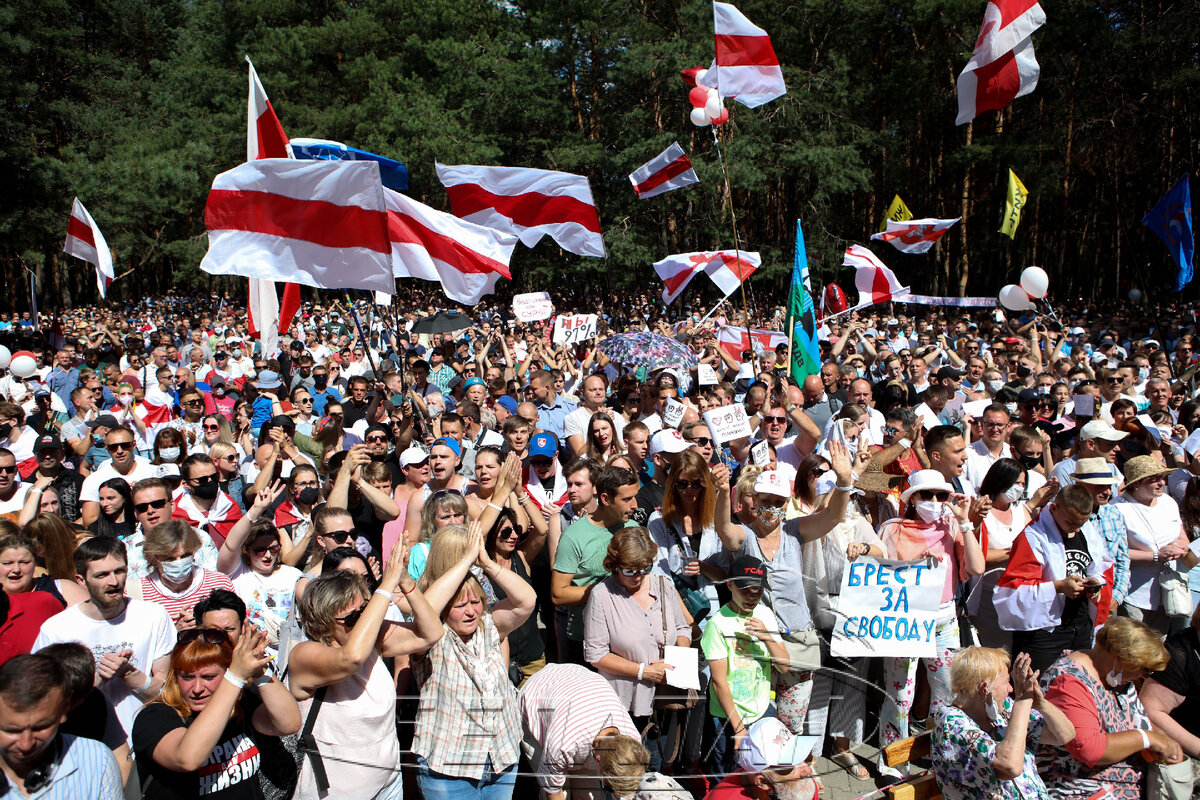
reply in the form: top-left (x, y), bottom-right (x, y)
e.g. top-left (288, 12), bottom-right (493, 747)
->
top-left (649, 429), bottom-right (695, 457)
top-left (529, 432), bottom-right (559, 460)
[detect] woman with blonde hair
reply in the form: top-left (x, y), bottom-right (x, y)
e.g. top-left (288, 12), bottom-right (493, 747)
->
top-left (201, 414), bottom-right (234, 448)
top-left (132, 624), bottom-right (300, 799)
top-left (408, 490), bottom-right (470, 582)
top-left (208, 441), bottom-right (246, 510)
top-left (647, 449), bottom-right (724, 620)
top-left (1040, 617), bottom-right (1186, 800)
top-left (140, 519), bottom-right (234, 630)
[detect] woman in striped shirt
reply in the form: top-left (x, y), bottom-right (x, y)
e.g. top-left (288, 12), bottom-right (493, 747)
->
top-left (139, 519), bottom-right (234, 631)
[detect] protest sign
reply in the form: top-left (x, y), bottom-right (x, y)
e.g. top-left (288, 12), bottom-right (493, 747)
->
top-left (697, 364), bottom-right (719, 385)
top-left (662, 398), bottom-right (686, 429)
top-left (513, 292), bottom-right (553, 321)
top-left (552, 313), bottom-right (598, 345)
top-left (751, 440), bottom-right (770, 466)
top-left (831, 556), bottom-right (947, 659)
top-left (703, 404), bottom-right (753, 443)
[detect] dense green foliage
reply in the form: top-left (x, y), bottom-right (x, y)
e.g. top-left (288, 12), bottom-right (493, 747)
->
top-left (1, 0), bottom-right (1196, 309)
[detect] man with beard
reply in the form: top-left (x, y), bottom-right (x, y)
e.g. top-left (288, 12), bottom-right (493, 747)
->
top-left (33, 537), bottom-right (175, 749)
top-left (362, 422), bottom-right (403, 487)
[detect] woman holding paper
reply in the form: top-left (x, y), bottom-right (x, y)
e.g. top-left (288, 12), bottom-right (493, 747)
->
top-left (583, 526), bottom-right (691, 772)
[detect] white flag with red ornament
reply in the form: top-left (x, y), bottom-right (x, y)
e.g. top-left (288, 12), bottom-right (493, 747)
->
top-left (385, 188), bottom-right (517, 306)
top-left (200, 159), bottom-right (394, 294)
top-left (629, 143), bottom-right (699, 200)
top-left (63, 198), bottom-right (115, 298)
top-left (435, 163), bottom-right (605, 257)
top-left (653, 253), bottom-right (707, 304)
top-left (704, 250), bottom-right (760, 296)
top-left (956, 0), bottom-right (1046, 126)
top-left (844, 245), bottom-right (907, 307)
top-left (870, 217), bottom-right (961, 254)
top-left (696, 2), bottom-right (786, 108)
top-left (715, 325), bottom-right (787, 363)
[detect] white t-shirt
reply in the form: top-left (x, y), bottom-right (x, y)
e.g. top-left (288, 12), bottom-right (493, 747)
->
top-left (1116, 494), bottom-right (1184, 610)
top-left (0, 483), bottom-right (31, 521)
top-left (34, 599), bottom-right (175, 746)
top-left (80, 458), bottom-right (158, 503)
top-left (230, 562), bottom-right (303, 642)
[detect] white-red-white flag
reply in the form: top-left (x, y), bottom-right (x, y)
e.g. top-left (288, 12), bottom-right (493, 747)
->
top-left (715, 325), bottom-right (787, 363)
top-left (63, 198), bottom-right (115, 299)
top-left (869, 217), bottom-right (961, 254)
top-left (653, 254), bottom-right (707, 304)
top-left (955, 0), bottom-right (1046, 126)
top-left (435, 163), bottom-right (605, 257)
top-left (201, 159), bottom-right (394, 294)
top-left (629, 143), bottom-right (699, 200)
top-left (704, 250), bottom-right (760, 296)
top-left (696, 2), bottom-right (786, 108)
top-left (246, 56), bottom-right (291, 160)
top-left (386, 188), bottom-right (517, 306)
top-left (844, 245), bottom-right (906, 306)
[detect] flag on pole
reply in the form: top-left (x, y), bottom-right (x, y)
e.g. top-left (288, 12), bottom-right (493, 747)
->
top-left (290, 138), bottom-right (409, 192)
top-left (999, 168), bottom-right (1028, 238)
top-left (786, 221), bottom-right (820, 382)
top-left (652, 251), bottom-right (760, 304)
top-left (879, 194), bottom-right (914, 232)
top-left (870, 217), bottom-right (961, 254)
top-left (385, 187), bottom-right (517, 305)
top-left (715, 325), bottom-right (787, 363)
top-left (704, 251), bottom-right (760, 296)
top-left (435, 163), bottom-right (605, 257)
top-left (844, 245), bottom-right (906, 306)
top-left (63, 198), bottom-right (115, 299)
top-left (246, 56), bottom-right (291, 160)
top-left (628, 143), bottom-right (699, 200)
top-left (248, 277), bottom-right (281, 358)
top-left (653, 255), bottom-right (705, 305)
top-left (696, 2), bottom-right (786, 108)
top-left (200, 159), bottom-right (394, 294)
top-left (1144, 175), bottom-right (1194, 293)
top-left (955, 0), bottom-right (1046, 125)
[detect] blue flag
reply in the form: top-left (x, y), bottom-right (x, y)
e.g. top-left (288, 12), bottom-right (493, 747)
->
top-left (785, 220), bottom-right (820, 382)
top-left (1144, 174), bottom-right (1194, 292)
top-left (290, 138), bottom-right (409, 192)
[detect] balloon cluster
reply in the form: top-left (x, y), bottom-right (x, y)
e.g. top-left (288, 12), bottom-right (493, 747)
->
top-left (998, 267), bottom-right (1049, 312)
top-left (688, 70), bottom-right (728, 127)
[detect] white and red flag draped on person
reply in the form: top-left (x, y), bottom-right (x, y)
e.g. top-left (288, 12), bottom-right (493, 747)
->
top-left (869, 217), bottom-right (961, 254)
top-left (62, 198), bottom-right (115, 299)
top-left (200, 159), bottom-right (395, 294)
top-left (628, 143), bottom-right (699, 200)
top-left (434, 163), bottom-right (606, 257)
top-left (245, 56), bottom-right (301, 355)
top-left (844, 245), bottom-right (907, 306)
top-left (696, 2), bottom-right (786, 108)
top-left (172, 489), bottom-right (244, 548)
top-left (716, 325), bottom-right (787, 363)
top-left (955, 0), bottom-right (1046, 125)
top-left (385, 188), bottom-right (517, 306)
top-left (653, 250), bottom-right (760, 304)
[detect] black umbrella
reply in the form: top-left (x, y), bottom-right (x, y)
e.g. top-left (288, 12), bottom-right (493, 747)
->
top-left (409, 311), bottom-right (471, 335)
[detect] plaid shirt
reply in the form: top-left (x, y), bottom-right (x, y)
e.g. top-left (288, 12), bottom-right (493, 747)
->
top-left (411, 614), bottom-right (521, 779)
top-left (1086, 503), bottom-right (1131, 605)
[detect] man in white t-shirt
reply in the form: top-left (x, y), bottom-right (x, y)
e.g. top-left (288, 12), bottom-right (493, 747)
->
top-left (34, 536), bottom-right (175, 746)
top-left (79, 427), bottom-right (157, 526)
top-left (0, 447), bottom-right (30, 522)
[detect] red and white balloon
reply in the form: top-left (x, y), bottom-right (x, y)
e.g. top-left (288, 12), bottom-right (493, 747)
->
top-left (688, 75), bottom-right (728, 127)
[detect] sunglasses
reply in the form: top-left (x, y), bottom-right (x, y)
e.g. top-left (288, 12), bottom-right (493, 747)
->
top-left (324, 530), bottom-right (355, 544)
top-left (365, 435), bottom-right (388, 443)
top-left (134, 498), bottom-right (169, 514)
top-left (688, 437), bottom-right (712, 447)
top-left (177, 628), bottom-right (230, 646)
top-left (250, 543), bottom-right (281, 556)
top-left (430, 489), bottom-right (463, 501)
top-left (619, 566), bottom-right (653, 577)
top-left (916, 491), bottom-right (950, 501)
top-left (189, 474), bottom-right (217, 486)
top-left (763, 415), bottom-right (788, 425)
top-left (530, 458), bottom-right (554, 468)
top-left (335, 606), bottom-right (365, 629)
top-left (203, 424), bottom-right (221, 432)
top-left (106, 441), bottom-right (135, 453)
top-left (675, 480), bottom-right (704, 491)
top-left (183, 399), bottom-right (204, 407)
top-left (299, 398), bottom-right (313, 404)
top-left (0, 465), bottom-right (16, 475)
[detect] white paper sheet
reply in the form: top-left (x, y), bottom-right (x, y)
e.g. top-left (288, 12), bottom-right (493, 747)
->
top-left (662, 645), bottom-right (701, 690)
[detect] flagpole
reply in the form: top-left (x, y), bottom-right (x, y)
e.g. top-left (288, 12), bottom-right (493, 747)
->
top-left (711, 127), bottom-right (752, 327)
top-left (694, 297), bottom-right (729, 328)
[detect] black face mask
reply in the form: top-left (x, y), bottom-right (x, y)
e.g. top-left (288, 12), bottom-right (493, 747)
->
top-left (0, 423), bottom-right (11, 439)
top-left (1019, 454), bottom-right (1042, 469)
top-left (297, 486), bottom-right (320, 505)
top-left (192, 481), bottom-right (220, 501)
top-left (1016, 364), bottom-right (1033, 379)
top-left (313, 376), bottom-right (328, 389)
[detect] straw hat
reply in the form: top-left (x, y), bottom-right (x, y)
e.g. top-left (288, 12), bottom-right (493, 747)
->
top-left (856, 463), bottom-right (903, 495)
top-left (1121, 455), bottom-right (1172, 488)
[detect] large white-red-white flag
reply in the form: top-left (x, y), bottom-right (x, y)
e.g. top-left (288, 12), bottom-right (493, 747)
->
top-left (956, 0), bottom-right (1046, 126)
top-left (654, 254), bottom-right (706, 304)
top-left (653, 250), bottom-right (760, 304)
top-left (435, 163), bottom-right (605, 257)
top-left (629, 143), bottom-right (699, 200)
top-left (697, 2), bottom-right (786, 108)
top-left (200, 159), bottom-right (394, 294)
top-left (63, 198), bottom-right (115, 299)
top-left (870, 217), bottom-right (961, 254)
top-left (716, 325), bottom-right (787, 363)
top-left (844, 245), bottom-right (907, 307)
top-left (386, 188), bottom-right (517, 306)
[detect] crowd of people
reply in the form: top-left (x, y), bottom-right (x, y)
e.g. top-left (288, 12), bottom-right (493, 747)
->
top-left (1, 287), bottom-right (1200, 800)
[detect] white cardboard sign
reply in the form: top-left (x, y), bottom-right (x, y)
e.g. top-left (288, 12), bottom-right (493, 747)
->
top-left (703, 404), bottom-right (753, 443)
top-left (513, 292), bottom-right (554, 322)
top-left (552, 313), bottom-right (598, 345)
top-left (662, 398), bottom-right (686, 429)
top-left (831, 556), bottom-right (948, 659)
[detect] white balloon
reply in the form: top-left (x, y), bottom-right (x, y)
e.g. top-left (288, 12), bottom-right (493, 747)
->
top-left (998, 284), bottom-right (1034, 312)
top-left (1019, 266), bottom-right (1049, 299)
top-left (694, 69), bottom-right (708, 85)
top-left (705, 93), bottom-right (723, 119)
top-left (9, 355), bottom-right (37, 379)
top-left (0, 345), bottom-right (9, 370)
top-left (690, 106), bottom-right (712, 127)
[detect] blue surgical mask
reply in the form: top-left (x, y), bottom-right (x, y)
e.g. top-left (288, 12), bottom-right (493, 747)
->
top-left (158, 446), bottom-right (181, 461)
top-left (159, 555), bottom-right (194, 583)
top-left (1138, 367), bottom-right (1150, 381)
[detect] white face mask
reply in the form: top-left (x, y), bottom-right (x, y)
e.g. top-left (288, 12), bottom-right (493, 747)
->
top-left (119, 394), bottom-right (134, 406)
top-left (983, 693), bottom-right (1005, 726)
top-left (1005, 402), bottom-right (1018, 415)
top-left (159, 555), bottom-right (194, 583)
top-left (1138, 367), bottom-right (1150, 381)
top-left (914, 499), bottom-right (946, 524)
top-left (158, 446), bottom-right (181, 461)
top-left (1104, 662), bottom-right (1126, 688)
top-left (1004, 484), bottom-right (1025, 504)
top-left (987, 380), bottom-right (1005, 394)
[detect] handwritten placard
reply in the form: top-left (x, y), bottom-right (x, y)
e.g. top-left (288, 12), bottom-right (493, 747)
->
top-left (751, 440), bottom-right (770, 466)
top-left (662, 398), bottom-right (686, 429)
top-left (703, 404), bottom-right (753, 444)
top-left (697, 363), bottom-right (719, 386)
top-left (513, 292), bottom-right (553, 322)
top-left (830, 556), bottom-right (947, 659)
top-left (552, 313), bottom-right (598, 345)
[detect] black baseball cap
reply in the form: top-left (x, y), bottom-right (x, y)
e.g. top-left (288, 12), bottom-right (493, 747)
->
top-left (729, 555), bottom-right (768, 588)
top-left (34, 434), bottom-right (62, 453)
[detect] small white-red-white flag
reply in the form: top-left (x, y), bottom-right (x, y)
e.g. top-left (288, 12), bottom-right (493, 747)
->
top-left (246, 56), bottom-right (291, 160)
top-left (697, 2), bottom-right (786, 108)
top-left (629, 143), bottom-right (699, 200)
top-left (385, 188), bottom-right (517, 306)
top-left (956, 0), bottom-right (1046, 126)
top-left (435, 163), bottom-right (605, 257)
top-left (870, 217), bottom-right (961, 254)
top-left (715, 325), bottom-right (787, 363)
top-left (201, 159), bottom-right (394, 294)
top-left (654, 254), bottom-right (707, 304)
top-left (63, 198), bottom-right (114, 299)
top-left (704, 250), bottom-right (761, 296)
top-left (653, 250), bottom-right (760, 304)
top-left (844, 245), bottom-right (906, 307)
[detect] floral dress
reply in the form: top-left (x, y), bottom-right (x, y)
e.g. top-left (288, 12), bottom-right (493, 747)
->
top-left (1038, 657), bottom-right (1150, 800)
top-left (931, 698), bottom-right (1049, 800)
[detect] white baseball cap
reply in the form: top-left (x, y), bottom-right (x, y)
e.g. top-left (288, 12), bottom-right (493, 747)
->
top-left (649, 429), bottom-right (694, 458)
top-left (739, 717), bottom-right (818, 773)
top-left (753, 469), bottom-right (789, 498)
top-left (399, 446), bottom-right (429, 468)
top-left (1079, 420), bottom-right (1129, 442)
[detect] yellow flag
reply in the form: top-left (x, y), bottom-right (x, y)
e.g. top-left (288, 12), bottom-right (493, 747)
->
top-left (999, 169), bottom-right (1028, 238)
top-left (879, 194), bottom-right (913, 232)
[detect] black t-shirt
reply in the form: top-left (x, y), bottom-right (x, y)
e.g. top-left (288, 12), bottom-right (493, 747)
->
top-left (1152, 626), bottom-right (1200, 738)
top-left (60, 688), bottom-right (127, 751)
top-left (133, 699), bottom-right (264, 800)
top-left (632, 477), bottom-right (665, 528)
top-left (349, 495), bottom-right (386, 555)
top-left (1061, 529), bottom-right (1093, 626)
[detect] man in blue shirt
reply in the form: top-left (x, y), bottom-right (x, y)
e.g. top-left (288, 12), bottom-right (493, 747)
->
top-left (530, 370), bottom-right (576, 440)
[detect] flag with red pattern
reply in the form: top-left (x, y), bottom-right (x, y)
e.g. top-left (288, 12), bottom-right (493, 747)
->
top-left (696, 2), bottom-right (786, 108)
top-left (629, 143), bottom-right (699, 200)
top-left (844, 245), bottom-right (906, 306)
top-left (870, 217), bottom-right (961, 254)
top-left (956, 0), bottom-right (1046, 125)
top-left (63, 198), bottom-right (115, 299)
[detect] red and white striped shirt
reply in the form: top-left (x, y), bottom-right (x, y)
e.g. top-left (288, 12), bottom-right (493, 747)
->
top-left (140, 569), bottom-right (234, 622)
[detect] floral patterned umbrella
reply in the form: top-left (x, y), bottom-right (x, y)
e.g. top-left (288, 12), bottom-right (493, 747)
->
top-left (597, 331), bottom-right (699, 374)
